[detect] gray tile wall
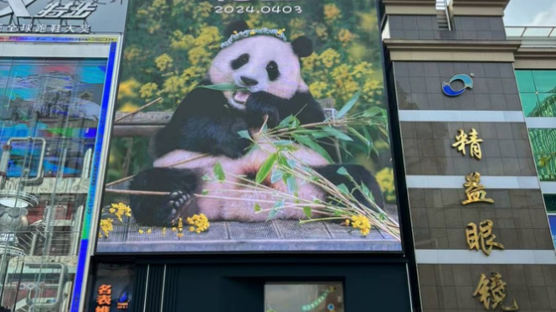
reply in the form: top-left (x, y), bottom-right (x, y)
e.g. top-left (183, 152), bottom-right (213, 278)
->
top-left (394, 62), bottom-right (521, 111)
top-left (419, 264), bottom-right (556, 311)
top-left (410, 189), bottom-right (553, 250)
top-left (388, 15), bottom-right (506, 41)
top-left (401, 122), bottom-right (537, 176)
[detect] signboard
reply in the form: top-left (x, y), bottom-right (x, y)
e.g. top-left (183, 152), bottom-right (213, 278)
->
top-left (0, 0), bottom-right (128, 34)
top-left (96, 0), bottom-right (401, 253)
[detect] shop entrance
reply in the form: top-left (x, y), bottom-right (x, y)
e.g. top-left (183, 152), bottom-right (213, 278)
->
top-left (89, 257), bottom-right (412, 312)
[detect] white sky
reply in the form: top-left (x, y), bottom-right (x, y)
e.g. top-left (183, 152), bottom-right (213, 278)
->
top-left (504, 0), bottom-right (556, 26)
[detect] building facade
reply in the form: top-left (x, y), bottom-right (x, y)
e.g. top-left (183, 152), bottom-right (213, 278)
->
top-left (382, 0), bottom-right (556, 311)
top-left (0, 0), bottom-right (554, 311)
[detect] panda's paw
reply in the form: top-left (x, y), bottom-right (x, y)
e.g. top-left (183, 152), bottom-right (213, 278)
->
top-left (165, 190), bottom-right (193, 225)
top-left (129, 168), bottom-right (199, 226)
top-left (246, 92), bottom-right (280, 128)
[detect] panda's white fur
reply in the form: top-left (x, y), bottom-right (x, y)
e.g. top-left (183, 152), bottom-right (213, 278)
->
top-left (154, 137), bottom-right (328, 221)
top-left (150, 35), bottom-right (327, 221)
top-left (209, 36), bottom-right (309, 110)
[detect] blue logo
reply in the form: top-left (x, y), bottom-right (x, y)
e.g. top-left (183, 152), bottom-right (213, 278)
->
top-left (442, 74), bottom-right (473, 97)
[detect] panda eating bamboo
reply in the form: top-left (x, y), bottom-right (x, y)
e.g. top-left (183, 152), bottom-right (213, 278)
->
top-left (129, 21), bottom-right (384, 226)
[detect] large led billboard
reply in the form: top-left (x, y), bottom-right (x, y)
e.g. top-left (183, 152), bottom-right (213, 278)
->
top-left (96, 0), bottom-right (401, 253)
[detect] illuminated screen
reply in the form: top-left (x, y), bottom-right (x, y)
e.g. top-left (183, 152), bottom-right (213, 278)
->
top-left (97, 0), bottom-right (401, 253)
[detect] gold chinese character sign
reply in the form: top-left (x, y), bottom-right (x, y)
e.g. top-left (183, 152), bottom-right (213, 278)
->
top-left (462, 172), bottom-right (494, 205)
top-left (473, 273), bottom-right (519, 311)
top-left (465, 219), bottom-right (504, 256)
top-left (452, 128), bottom-right (483, 160)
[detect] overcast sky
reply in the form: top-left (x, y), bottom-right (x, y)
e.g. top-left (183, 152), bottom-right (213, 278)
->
top-left (504, 0), bottom-right (556, 26)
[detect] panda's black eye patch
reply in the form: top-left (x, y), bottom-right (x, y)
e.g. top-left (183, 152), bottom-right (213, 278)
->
top-left (266, 61), bottom-right (280, 81)
top-left (231, 53), bottom-right (249, 70)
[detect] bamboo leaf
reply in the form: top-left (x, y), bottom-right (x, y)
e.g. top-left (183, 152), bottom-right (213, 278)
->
top-left (286, 175), bottom-right (297, 193)
top-left (303, 207), bottom-right (312, 218)
top-left (256, 153), bottom-right (278, 184)
top-left (347, 127), bottom-right (370, 147)
top-left (293, 135), bottom-right (333, 163)
top-left (270, 169), bottom-right (283, 184)
top-left (336, 92), bottom-right (360, 119)
top-left (337, 183), bottom-right (350, 195)
top-left (213, 162), bottom-right (225, 181)
top-left (199, 83), bottom-right (246, 92)
top-left (267, 200), bottom-right (284, 220)
top-left (336, 166), bottom-right (349, 176)
top-left (237, 130), bottom-right (251, 140)
top-left (323, 126), bottom-right (353, 141)
top-left (278, 115), bottom-right (300, 128)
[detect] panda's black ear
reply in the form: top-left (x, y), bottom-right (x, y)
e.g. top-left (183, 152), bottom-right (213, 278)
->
top-left (225, 20), bottom-right (249, 38)
top-left (292, 36), bottom-right (313, 58)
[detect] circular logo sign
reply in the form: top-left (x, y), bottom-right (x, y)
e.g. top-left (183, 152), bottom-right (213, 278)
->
top-left (442, 74), bottom-right (473, 97)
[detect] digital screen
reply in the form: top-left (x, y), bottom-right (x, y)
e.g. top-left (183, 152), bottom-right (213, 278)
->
top-left (97, 0), bottom-right (401, 253)
top-left (265, 282), bottom-right (344, 312)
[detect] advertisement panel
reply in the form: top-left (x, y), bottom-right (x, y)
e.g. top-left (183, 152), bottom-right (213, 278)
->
top-left (97, 0), bottom-right (401, 253)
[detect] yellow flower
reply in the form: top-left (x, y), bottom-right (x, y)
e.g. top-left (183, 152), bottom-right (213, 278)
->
top-left (186, 213), bottom-right (210, 234)
top-left (163, 75), bottom-right (185, 95)
top-left (155, 53), bottom-right (173, 71)
top-left (194, 26), bottom-right (222, 47)
top-left (170, 30), bottom-right (194, 51)
top-left (309, 81), bottom-right (328, 99)
top-left (193, 2), bottom-right (212, 19)
top-left (188, 46), bottom-right (210, 65)
top-left (152, 0), bottom-right (167, 10)
top-left (118, 79), bottom-right (139, 98)
top-left (139, 82), bottom-right (158, 99)
top-left (376, 167), bottom-right (393, 191)
top-left (124, 46), bottom-right (141, 61)
top-left (319, 48), bottom-right (340, 68)
top-left (353, 62), bottom-right (374, 79)
top-left (302, 53), bottom-right (318, 71)
top-left (324, 4), bottom-right (341, 22)
top-left (338, 29), bottom-right (355, 43)
top-left (331, 64), bottom-right (350, 81)
top-left (109, 202), bottom-right (132, 222)
top-left (314, 23), bottom-right (328, 40)
top-left (345, 215), bottom-right (371, 236)
top-left (99, 218), bottom-right (113, 238)
top-left (119, 102), bottom-right (139, 113)
top-left (289, 18), bottom-right (305, 30)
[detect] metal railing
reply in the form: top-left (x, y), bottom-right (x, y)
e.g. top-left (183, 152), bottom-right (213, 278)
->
top-left (506, 26), bottom-right (556, 38)
top-left (436, 0), bottom-right (452, 31)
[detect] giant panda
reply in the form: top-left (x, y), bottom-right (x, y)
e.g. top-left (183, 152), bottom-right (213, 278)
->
top-left (129, 21), bottom-right (384, 226)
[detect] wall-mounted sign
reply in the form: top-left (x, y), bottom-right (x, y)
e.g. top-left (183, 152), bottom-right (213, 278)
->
top-left (0, 0), bottom-right (128, 34)
top-left (442, 73), bottom-right (473, 97)
top-left (465, 219), bottom-right (504, 256)
top-left (462, 172), bottom-right (494, 205)
top-left (452, 128), bottom-right (483, 160)
top-left (473, 273), bottom-right (519, 311)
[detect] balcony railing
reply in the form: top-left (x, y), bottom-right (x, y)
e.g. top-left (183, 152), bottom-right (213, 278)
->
top-left (506, 26), bottom-right (556, 39)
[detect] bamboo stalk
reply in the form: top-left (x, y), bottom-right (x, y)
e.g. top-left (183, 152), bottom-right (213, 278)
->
top-left (105, 189), bottom-right (170, 196)
top-left (105, 153), bottom-right (209, 187)
top-left (115, 97), bottom-right (163, 122)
